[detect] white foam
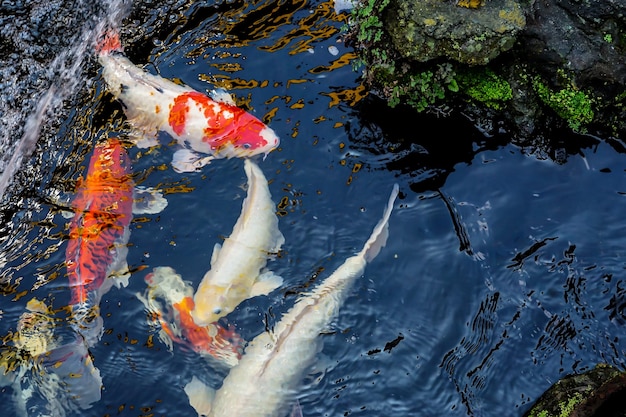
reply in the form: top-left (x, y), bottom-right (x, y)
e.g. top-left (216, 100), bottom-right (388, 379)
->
top-left (334, 0), bottom-right (355, 13)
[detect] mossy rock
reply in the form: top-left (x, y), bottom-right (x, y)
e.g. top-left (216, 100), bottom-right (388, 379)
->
top-left (384, 0), bottom-right (527, 65)
top-left (524, 364), bottom-right (626, 417)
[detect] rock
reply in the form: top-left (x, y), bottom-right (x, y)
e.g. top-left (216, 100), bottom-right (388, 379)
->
top-left (384, 0), bottom-right (527, 65)
top-left (349, 0), bottom-right (626, 139)
top-left (522, 0), bottom-right (626, 86)
top-left (523, 364), bottom-right (626, 417)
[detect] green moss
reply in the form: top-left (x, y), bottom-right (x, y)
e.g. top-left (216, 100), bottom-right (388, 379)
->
top-left (560, 393), bottom-right (583, 416)
top-left (528, 392), bottom-right (583, 417)
top-left (532, 76), bottom-right (594, 132)
top-left (457, 68), bottom-right (512, 110)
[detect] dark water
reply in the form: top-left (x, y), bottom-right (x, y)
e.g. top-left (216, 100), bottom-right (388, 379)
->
top-left (1, 1), bottom-right (625, 416)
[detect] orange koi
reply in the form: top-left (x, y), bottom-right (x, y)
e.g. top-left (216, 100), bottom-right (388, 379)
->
top-left (65, 137), bottom-right (134, 307)
top-left (96, 31), bottom-right (280, 172)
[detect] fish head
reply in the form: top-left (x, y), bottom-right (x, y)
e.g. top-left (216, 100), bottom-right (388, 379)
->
top-left (221, 111), bottom-right (280, 159)
top-left (170, 91), bottom-right (279, 160)
top-left (191, 286), bottom-right (232, 326)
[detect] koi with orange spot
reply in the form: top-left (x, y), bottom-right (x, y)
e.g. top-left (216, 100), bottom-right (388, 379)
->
top-left (65, 137), bottom-right (134, 310)
top-left (139, 266), bottom-right (243, 368)
top-left (96, 31), bottom-right (280, 173)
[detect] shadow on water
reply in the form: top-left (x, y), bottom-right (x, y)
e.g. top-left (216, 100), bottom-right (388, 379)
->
top-left (348, 95), bottom-right (617, 194)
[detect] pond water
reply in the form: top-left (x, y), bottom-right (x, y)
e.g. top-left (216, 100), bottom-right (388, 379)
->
top-left (1, 1), bottom-right (625, 416)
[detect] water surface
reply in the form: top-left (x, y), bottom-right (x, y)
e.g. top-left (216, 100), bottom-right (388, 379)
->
top-left (0, 1), bottom-right (625, 416)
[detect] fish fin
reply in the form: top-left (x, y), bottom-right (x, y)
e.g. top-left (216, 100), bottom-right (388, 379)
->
top-left (270, 229), bottom-right (286, 255)
top-left (184, 376), bottom-right (214, 417)
top-left (301, 353), bottom-right (334, 387)
top-left (210, 243), bottom-right (222, 267)
top-left (126, 127), bottom-right (160, 149)
top-left (132, 186), bottom-right (168, 214)
top-left (250, 270), bottom-right (283, 297)
top-left (107, 234), bottom-right (131, 289)
top-left (172, 149), bottom-right (215, 173)
top-left (359, 184), bottom-right (399, 263)
top-left (109, 269), bottom-right (131, 292)
top-left (158, 327), bottom-right (176, 351)
top-left (209, 88), bottom-right (236, 106)
top-left (41, 337), bottom-right (103, 409)
top-left (289, 400), bottom-right (304, 417)
top-left (311, 353), bottom-right (335, 376)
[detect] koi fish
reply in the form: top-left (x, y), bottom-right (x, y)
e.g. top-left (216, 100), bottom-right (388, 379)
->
top-left (0, 298), bottom-right (103, 417)
top-left (65, 137), bottom-right (168, 344)
top-left (96, 32), bottom-right (280, 173)
top-left (187, 184), bottom-right (399, 417)
top-left (190, 159), bottom-right (284, 327)
top-left (65, 137), bottom-right (134, 312)
top-left (138, 266), bottom-right (244, 368)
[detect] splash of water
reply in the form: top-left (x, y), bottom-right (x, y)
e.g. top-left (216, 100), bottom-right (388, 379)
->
top-left (0, 0), bottom-right (130, 202)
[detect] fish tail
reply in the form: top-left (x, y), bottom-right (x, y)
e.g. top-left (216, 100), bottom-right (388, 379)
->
top-left (42, 336), bottom-right (103, 409)
top-left (96, 29), bottom-right (123, 56)
top-left (360, 184), bottom-right (399, 263)
top-left (71, 302), bottom-right (104, 346)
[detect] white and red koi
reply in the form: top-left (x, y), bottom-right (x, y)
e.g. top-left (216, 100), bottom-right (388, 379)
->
top-left (139, 266), bottom-right (244, 368)
top-left (96, 32), bottom-right (280, 172)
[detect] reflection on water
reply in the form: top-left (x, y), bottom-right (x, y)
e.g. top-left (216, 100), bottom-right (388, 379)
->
top-left (0, 0), bottom-right (625, 416)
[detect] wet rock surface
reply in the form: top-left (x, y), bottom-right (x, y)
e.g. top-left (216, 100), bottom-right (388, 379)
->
top-left (523, 364), bottom-right (626, 417)
top-left (385, 0), bottom-right (526, 65)
top-left (522, 0), bottom-right (626, 87)
top-left (0, 1), bottom-right (109, 202)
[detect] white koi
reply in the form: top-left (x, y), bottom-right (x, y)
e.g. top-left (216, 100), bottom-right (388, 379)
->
top-left (190, 159), bottom-right (284, 326)
top-left (189, 184), bottom-right (399, 417)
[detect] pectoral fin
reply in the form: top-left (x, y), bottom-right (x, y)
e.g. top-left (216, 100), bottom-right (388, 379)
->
top-left (172, 149), bottom-right (215, 173)
top-left (127, 124), bottom-right (160, 149)
top-left (210, 243), bottom-right (222, 267)
top-left (132, 186), bottom-right (168, 215)
top-left (359, 184), bottom-right (399, 263)
top-left (249, 270), bottom-right (283, 297)
top-left (209, 88), bottom-right (236, 106)
top-left (289, 400), bottom-right (303, 417)
top-left (184, 376), bottom-right (214, 417)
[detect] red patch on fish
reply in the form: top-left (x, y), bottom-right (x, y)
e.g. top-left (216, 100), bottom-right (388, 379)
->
top-left (96, 30), bottom-right (123, 55)
top-left (168, 91), bottom-right (271, 152)
top-left (65, 138), bottom-right (134, 305)
top-left (167, 296), bottom-right (243, 360)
